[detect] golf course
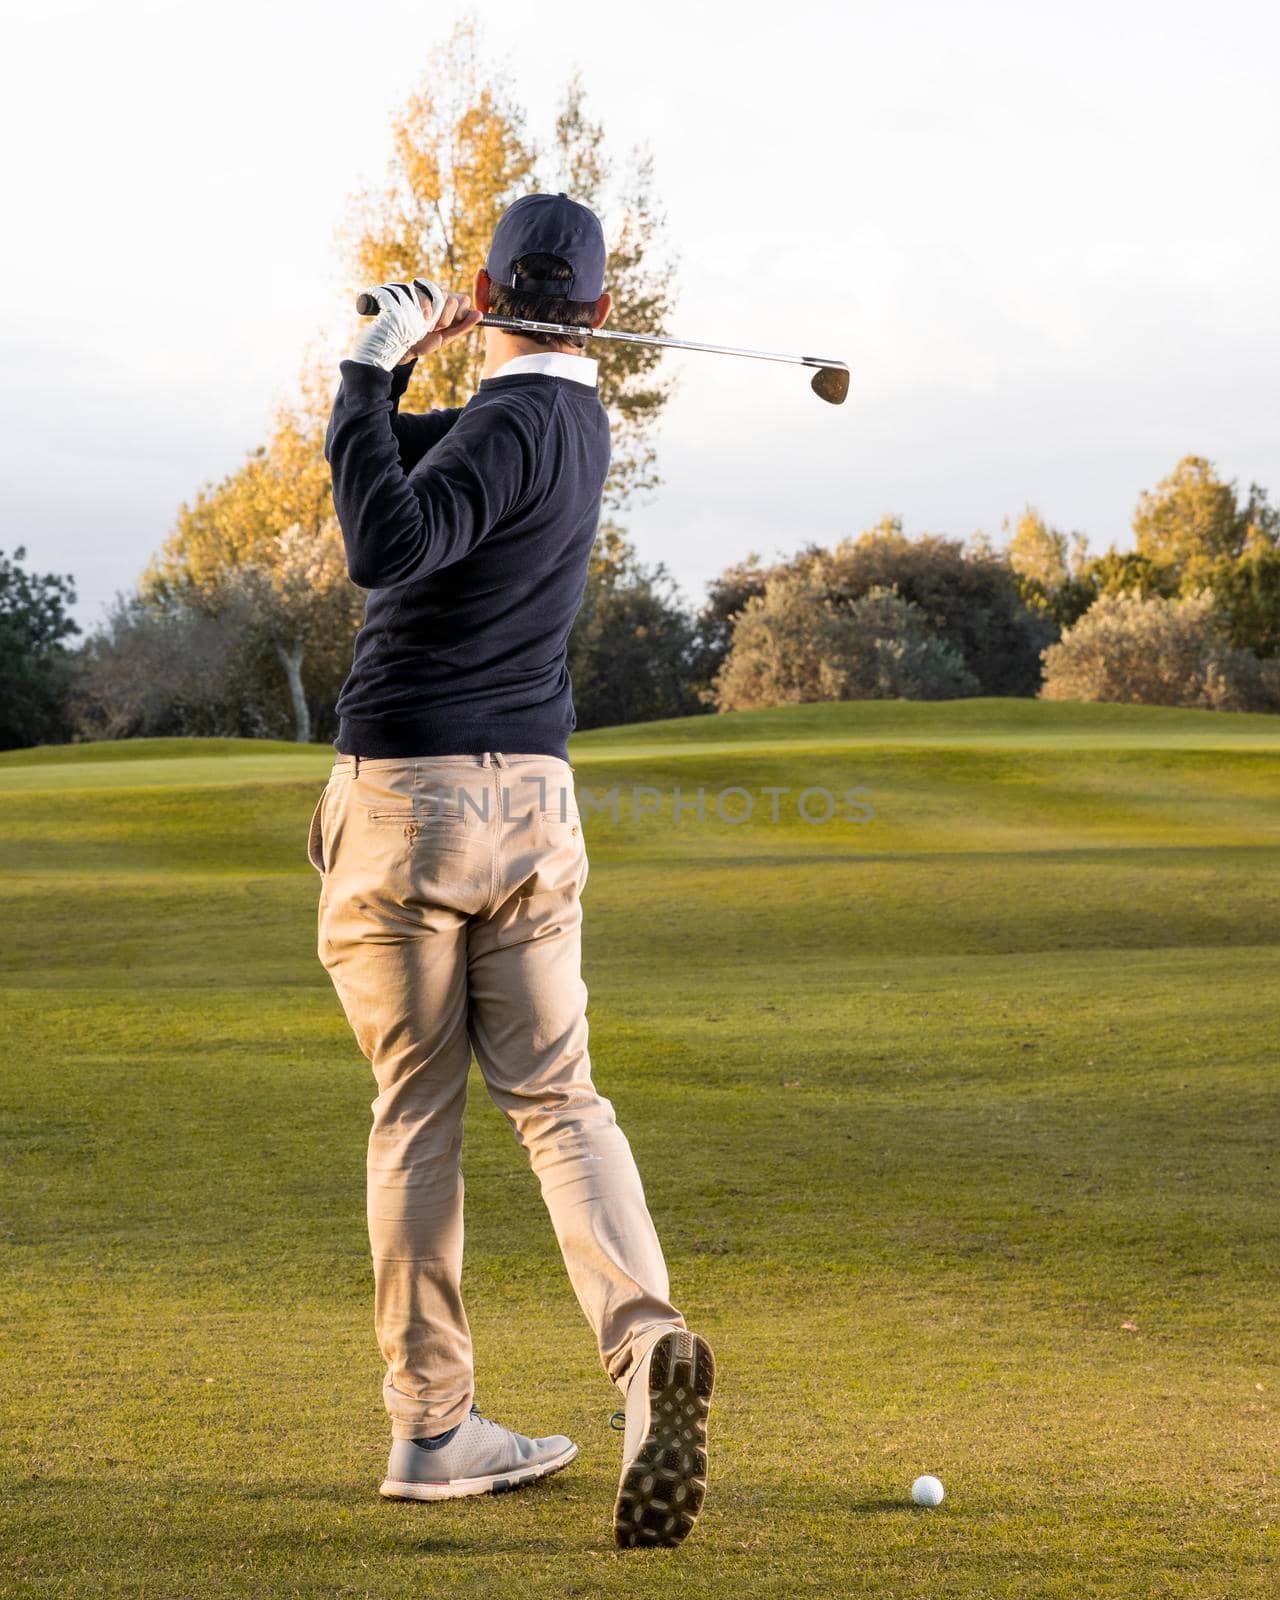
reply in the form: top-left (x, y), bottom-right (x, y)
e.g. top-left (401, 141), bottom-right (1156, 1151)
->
top-left (1, 697), bottom-right (1277, 1598)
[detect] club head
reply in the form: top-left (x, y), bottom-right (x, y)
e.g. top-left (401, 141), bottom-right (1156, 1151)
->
top-left (810, 365), bottom-right (850, 405)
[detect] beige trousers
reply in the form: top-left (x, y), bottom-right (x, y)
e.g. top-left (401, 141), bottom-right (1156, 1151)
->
top-left (307, 751), bottom-right (684, 1440)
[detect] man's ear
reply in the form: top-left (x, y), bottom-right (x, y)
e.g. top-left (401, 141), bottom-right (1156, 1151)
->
top-left (474, 267), bottom-right (492, 312)
top-left (591, 291), bottom-right (613, 329)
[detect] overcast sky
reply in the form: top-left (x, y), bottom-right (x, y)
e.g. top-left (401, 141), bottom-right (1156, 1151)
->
top-left (1, 0), bottom-right (1277, 630)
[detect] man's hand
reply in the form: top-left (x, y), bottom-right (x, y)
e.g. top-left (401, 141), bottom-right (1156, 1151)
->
top-left (347, 279), bottom-right (481, 373)
top-left (401, 286), bottom-right (483, 363)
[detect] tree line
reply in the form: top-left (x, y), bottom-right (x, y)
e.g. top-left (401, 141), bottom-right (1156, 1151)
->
top-left (5, 449), bottom-right (1278, 751)
top-left (706, 455), bottom-right (1280, 717)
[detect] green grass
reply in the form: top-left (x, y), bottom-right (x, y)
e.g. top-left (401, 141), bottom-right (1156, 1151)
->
top-left (1, 699), bottom-right (1277, 1598)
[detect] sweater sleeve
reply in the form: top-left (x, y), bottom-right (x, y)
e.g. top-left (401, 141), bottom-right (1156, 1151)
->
top-left (385, 358), bottom-right (463, 472)
top-left (325, 360), bottom-right (537, 590)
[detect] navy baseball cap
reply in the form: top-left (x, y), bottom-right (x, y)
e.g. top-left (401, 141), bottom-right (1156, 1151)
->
top-left (486, 192), bottom-right (607, 301)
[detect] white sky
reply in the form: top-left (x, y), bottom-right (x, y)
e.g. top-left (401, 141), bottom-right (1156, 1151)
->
top-left (1, 0), bottom-right (1277, 630)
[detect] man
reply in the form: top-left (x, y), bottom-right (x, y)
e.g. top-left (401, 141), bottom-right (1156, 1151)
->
top-left (306, 192), bottom-right (714, 1549)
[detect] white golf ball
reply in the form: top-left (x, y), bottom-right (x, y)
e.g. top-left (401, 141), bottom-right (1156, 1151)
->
top-left (911, 1474), bottom-right (945, 1506)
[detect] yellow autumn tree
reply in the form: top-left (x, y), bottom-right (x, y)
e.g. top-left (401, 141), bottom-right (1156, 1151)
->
top-left (1006, 506), bottom-right (1069, 591)
top-left (1133, 455), bottom-right (1251, 580)
top-left (344, 16), bottom-right (678, 511)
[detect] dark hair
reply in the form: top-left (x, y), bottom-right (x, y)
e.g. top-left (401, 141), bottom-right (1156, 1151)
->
top-left (487, 252), bottom-right (598, 350)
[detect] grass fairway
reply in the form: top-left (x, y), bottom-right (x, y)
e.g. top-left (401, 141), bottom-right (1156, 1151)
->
top-left (1, 697), bottom-right (1277, 1598)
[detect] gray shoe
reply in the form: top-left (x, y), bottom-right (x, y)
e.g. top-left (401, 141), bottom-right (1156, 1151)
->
top-left (612, 1329), bottom-right (715, 1548)
top-left (380, 1404), bottom-right (577, 1501)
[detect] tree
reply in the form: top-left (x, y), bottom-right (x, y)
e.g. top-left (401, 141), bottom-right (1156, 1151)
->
top-left (712, 569), bottom-right (977, 712)
top-left (1040, 590), bottom-right (1274, 711)
top-left (1083, 548), bottom-right (1180, 601)
top-left (699, 521), bottom-right (1052, 701)
top-left (1007, 507), bottom-right (1068, 591)
top-left (568, 525), bottom-right (701, 728)
top-left (217, 522), bottom-right (356, 745)
top-left (1121, 454), bottom-right (1280, 663)
top-left (1132, 455), bottom-right (1275, 580)
top-left (70, 591), bottom-right (263, 741)
top-left (343, 18), bottom-right (678, 512)
top-left (688, 553), bottom-right (772, 696)
top-left (811, 519), bottom-right (1052, 695)
top-left (0, 545), bottom-right (79, 749)
top-left (1206, 545), bottom-right (1280, 659)
top-left (1005, 507), bottom-right (1096, 633)
top-left (142, 394), bottom-right (364, 743)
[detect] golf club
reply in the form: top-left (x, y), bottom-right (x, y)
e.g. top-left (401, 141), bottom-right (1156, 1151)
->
top-left (355, 290), bottom-right (850, 405)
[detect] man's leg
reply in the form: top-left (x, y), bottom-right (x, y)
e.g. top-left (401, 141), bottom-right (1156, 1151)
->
top-left (465, 759), bottom-right (684, 1392)
top-left (316, 757), bottom-right (480, 1440)
top-left (466, 757), bottom-right (713, 1546)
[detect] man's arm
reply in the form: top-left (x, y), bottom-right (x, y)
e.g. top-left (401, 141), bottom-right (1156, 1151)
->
top-left (338, 356), bottom-right (464, 475)
top-left (325, 360), bottom-right (537, 590)
top-left (323, 358), bottom-right (462, 474)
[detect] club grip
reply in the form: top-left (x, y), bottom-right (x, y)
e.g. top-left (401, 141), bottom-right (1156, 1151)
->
top-left (355, 281), bottom-right (442, 318)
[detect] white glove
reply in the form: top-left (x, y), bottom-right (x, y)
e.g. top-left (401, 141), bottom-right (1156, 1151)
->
top-left (348, 278), bottom-right (446, 372)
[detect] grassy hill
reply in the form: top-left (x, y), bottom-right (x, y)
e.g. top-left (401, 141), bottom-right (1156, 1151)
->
top-left (1, 700), bottom-right (1277, 1597)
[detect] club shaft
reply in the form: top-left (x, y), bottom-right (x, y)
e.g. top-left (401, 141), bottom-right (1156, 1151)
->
top-left (475, 313), bottom-right (846, 374)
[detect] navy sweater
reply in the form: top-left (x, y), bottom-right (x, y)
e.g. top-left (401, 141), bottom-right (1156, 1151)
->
top-left (324, 357), bottom-right (611, 760)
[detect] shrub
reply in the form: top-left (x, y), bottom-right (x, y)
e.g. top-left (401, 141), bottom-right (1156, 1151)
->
top-left (812, 522), bottom-right (1053, 695)
top-left (712, 572), bottom-right (978, 712)
top-left (1040, 590), bottom-right (1277, 711)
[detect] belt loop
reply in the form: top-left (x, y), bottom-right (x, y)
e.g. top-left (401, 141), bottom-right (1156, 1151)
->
top-left (480, 752), bottom-right (490, 768)
top-left (493, 751), bottom-right (508, 769)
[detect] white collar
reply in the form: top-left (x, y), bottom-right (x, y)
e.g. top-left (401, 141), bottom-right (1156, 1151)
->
top-left (486, 350), bottom-right (598, 388)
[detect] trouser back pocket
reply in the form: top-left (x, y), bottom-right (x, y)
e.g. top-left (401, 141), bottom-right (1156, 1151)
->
top-left (306, 784), bottom-right (328, 874)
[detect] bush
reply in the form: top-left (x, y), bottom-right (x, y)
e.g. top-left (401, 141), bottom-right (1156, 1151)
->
top-left (712, 572), bottom-right (979, 712)
top-left (700, 523), bottom-right (1053, 698)
top-left (69, 592), bottom-right (284, 741)
top-left (1040, 590), bottom-right (1277, 712)
top-left (812, 522), bottom-right (1053, 695)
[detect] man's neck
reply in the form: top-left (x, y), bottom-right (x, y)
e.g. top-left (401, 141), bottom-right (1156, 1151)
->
top-left (481, 330), bottom-right (589, 379)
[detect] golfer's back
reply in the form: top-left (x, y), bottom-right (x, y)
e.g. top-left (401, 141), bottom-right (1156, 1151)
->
top-left (325, 359), bottom-right (612, 762)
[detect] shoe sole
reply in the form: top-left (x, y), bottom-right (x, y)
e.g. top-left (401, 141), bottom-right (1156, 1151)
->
top-left (379, 1440), bottom-right (578, 1501)
top-left (613, 1329), bottom-right (715, 1549)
